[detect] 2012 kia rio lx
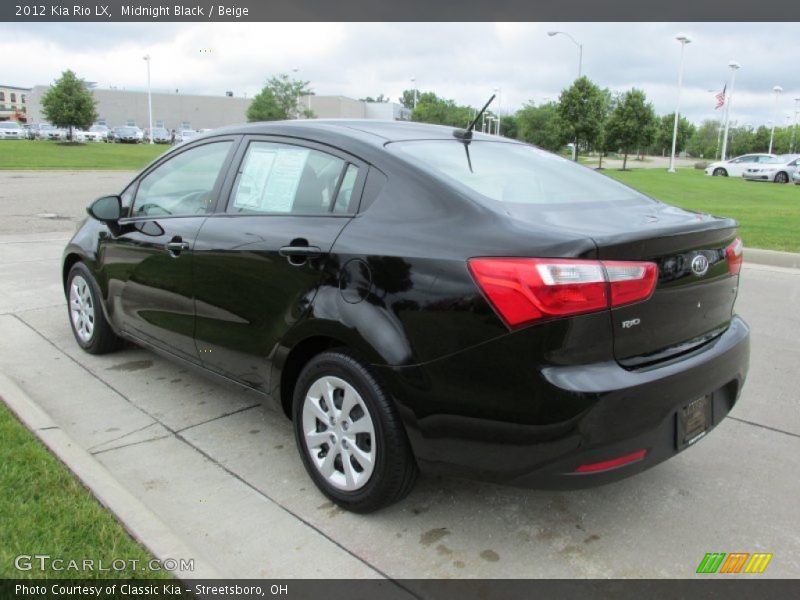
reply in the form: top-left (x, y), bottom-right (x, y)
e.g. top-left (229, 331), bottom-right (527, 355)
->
top-left (62, 120), bottom-right (750, 512)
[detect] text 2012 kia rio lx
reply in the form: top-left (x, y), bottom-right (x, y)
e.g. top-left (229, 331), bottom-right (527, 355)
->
top-left (62, 120), bottom-right (750, 512)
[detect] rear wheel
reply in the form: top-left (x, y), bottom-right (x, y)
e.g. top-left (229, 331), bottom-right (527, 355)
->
top-left (713, 168), bottom-right (728, 177)
top-left (293, 351), bottom-right (418, 513)
top-left (775, 171), bottom-right (789, 184)
top-left (66, 262), bottom-right (121, 354)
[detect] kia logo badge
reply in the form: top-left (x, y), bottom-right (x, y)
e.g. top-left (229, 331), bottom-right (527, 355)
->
top-left (691, 255), bottom-right (709, 277)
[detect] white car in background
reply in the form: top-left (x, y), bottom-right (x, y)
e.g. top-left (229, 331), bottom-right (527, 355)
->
top-left (742, 154), bottom-right (800, 184)
top-left (76, 127), bottom-right (106, 143)
top-left (704, 153), bottom-right (776, 177)
top-left (0, 121), bottom-right (25, 139)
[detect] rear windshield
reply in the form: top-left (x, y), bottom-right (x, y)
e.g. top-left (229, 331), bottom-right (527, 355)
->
top-left (389, 140), bottom-right (644, 205)
top-left (0, 122), bottom-right (20, 129)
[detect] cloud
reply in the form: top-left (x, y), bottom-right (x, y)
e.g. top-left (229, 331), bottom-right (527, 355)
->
top-left (1, 21), bottom-right (797, 125)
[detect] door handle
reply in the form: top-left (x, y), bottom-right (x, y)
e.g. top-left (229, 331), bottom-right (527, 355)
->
top-left (278, 245), bottom-right (323, 258)
top-left (165, 238), bottom-right (190, 256)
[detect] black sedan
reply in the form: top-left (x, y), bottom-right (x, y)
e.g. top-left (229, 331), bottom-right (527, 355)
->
top-left (62, 120), bottom-right (750, 512)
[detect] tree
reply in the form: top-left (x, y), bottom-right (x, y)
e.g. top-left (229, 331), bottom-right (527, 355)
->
top-left (653, 113), bottom-right (696, 156)
top-left (686, 119), bottom-right (721, 158)
top-left (557, 76), bottom-right (607, 161)
top-left (360, 93), bottom-right (389, 103)
top-left (499, 114), bottom-right (518, 139)
top-left (247, 74), bottom-right (312, 122)
top-left (516, 102), bottom-right (565, 151)
top-left (399, 89), bottom-right (418, 110)
top-left (411, 92), bottom-right (472, 128)
top-left (604, 88), bottom-right (656, 169)
top-left (40, 70), bottom-right (98, 142)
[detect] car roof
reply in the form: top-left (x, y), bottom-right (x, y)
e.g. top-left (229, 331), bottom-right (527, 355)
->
top-left (207, 119), bottom-right (511, 147)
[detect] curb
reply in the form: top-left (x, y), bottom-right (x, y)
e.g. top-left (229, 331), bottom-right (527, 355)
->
top-left (0, 373), bottom-right (223, 580)
top-left (744, 248), bottom-right (800, 270)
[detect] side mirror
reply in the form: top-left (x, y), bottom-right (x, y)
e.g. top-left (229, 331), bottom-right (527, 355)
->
top-left (87, 195), bottom-right (122, 223)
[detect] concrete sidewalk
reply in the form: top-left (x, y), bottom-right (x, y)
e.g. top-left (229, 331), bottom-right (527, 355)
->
top-left (1, 230), bottom-right (799, 579)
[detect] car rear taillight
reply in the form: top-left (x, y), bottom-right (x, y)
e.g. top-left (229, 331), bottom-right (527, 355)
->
top-left (725, 237), bottom-right (743, 275)
top-left (468, 258), bottom-right (658, 328)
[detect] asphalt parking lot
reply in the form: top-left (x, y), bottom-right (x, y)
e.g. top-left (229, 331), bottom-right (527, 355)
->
top-left (1, 170), bottom-right (799, 579)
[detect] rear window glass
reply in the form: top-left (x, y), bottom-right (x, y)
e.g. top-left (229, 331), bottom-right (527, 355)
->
top-left (389, 140), bottom-right (644, 205)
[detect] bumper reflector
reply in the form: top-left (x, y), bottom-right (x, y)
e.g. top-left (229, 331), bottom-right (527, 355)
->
top-left (574, 449), bottom-right (648, 474)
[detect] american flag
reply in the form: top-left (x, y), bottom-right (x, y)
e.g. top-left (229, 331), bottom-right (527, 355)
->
top-left (715, 85), bottom-right (727, 110)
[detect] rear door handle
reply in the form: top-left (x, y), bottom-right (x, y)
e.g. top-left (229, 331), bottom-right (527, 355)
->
top-left (165, 239), bottom-right (190, 256)
top-left (278, 245), bottom-right (323, 258)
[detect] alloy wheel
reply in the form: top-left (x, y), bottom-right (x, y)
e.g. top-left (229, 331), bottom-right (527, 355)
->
top-left (69, 275), bottom-right (95, 343)
top-left (301, 375), bottom-right (376, 491)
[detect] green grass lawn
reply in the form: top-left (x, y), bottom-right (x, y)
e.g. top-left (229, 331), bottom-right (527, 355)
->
top-left (0, 140), bottom-right (169, 170)
top-left (604, 168), bottom-right (800, 253)
top-left (0, 401), bottom-right (170, 579)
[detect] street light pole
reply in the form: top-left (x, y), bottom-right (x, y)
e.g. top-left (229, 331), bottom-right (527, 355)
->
top-left (720, 61), bottom-right (740, 162)
top-left (768, 85), bottom-right (783, 154)
top-left (668, 34), bottom-right (691, 173)
top-left (547, 31), bottom-right (583, 79)
top-left (493, 87), bottom-right (501, 136)
top-left (143, 54), bottom-right (153, 144)
top-left (292, 67), bottom-right (300, 119)
top-left (410, 77), bottom-right (417, 110)
top-left (791, 97), bottom-right (800, 154)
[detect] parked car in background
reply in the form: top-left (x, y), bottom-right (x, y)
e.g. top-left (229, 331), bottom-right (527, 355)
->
top-left (704, 153), bottom-right (776, 177)
top-left (177, 129), bottom-right (199, 143)
top-left (742, 154), bottom-right (800, 183)
top-left (90, 125), bottom-right (109, 142)
top-left (61, 120), bottom-right (750, 512)
top-left (0, 121), bottom-right (25, 139)
top-left (76, 127), bottom-right (105, 143)
top-left (28, 123), bottom-right (66, 141)
top-left (112, 126), bottom-right (143, 143)
top-left (144, 127), bottom-right (171, 144)
top-left (793, 169), bottom-right (800, 185)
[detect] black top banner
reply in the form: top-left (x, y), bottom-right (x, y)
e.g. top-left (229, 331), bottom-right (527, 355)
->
top-left (3, 0), bottom-right (800, 22)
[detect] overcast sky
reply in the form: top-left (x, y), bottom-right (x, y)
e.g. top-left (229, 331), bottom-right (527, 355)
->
top-left (3, 22), bottom-right (799, 126)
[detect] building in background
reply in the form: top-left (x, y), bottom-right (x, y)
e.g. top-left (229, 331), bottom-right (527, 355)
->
top-left (25, 86), bottom-right (411, 130)
top-left (0, 85), bottom-right (31, 122)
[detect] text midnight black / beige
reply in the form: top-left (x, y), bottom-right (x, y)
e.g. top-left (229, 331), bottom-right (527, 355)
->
top-left (120, 4), bottom-right (250, 17)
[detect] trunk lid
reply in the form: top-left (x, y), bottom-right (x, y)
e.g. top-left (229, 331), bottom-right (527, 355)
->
top-left (503, 199), bottom-right (740, 366)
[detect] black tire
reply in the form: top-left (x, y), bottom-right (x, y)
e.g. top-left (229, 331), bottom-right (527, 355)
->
top-left (292, 350), bottom-right (418, 513)
top-left (66, 262), bottom-right (122, 355)
top-left (713, 168), bottom-right (728, 177)
top-left (775, 171), bottom-right (789, 184)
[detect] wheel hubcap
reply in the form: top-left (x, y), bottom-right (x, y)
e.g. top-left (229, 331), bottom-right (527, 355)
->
top-left (302, 375), bottom-right (376, 491)
top-left (69, 275), bottom-right (95, 343)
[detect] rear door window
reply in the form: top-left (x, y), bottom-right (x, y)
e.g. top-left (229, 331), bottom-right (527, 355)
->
top-left (228, 141), bottom-right (354, 215)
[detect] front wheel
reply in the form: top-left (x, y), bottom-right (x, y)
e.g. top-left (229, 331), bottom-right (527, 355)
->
top-left (293, 351), bottom-right (418, 513)
top-left (66, 262), bottom-right (122, 354)
top-left (713, 168), bottom-right (728, 177)
top-left (774, 171), bottom-right (789, 184)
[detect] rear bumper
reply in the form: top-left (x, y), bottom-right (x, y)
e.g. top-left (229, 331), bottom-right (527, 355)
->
top-left (378, 316), bottom-right (750, 488)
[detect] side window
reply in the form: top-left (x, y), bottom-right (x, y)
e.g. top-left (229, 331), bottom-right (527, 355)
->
top-left (333, 164), bottom-right (360, 214)
top-left (120, 182), bottom-right (136, 213)
top-left (229, 141), bottom-right (347, 215)
top-left (132, 141), bottom-right (232, 218)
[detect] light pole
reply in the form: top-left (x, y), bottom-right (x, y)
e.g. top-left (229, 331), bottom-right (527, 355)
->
top-left (493, 87), bottom-right (501, 136)
top-left (143, 54), bottom-right (153, 144)
top-left (768, 85), bottom-right (783, 154)
top-left (791, 97), bottom-right (800, 153)
top-left (668, 34), bottom-right (691, 173)
top-left (720, 61), bottom-right (740, 162)
top-left (410, 77), bottom-right (417, 110)
top-left (292, 67), bottom-right (301, 119)
top-left (547, 31), bottom-right (583, 79)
